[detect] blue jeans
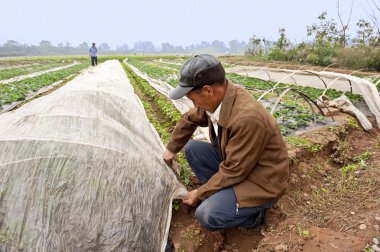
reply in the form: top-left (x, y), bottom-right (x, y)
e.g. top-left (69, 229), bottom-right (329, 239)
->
top-left (91, 56), bottom-right (98, 66)
top-left (185, 140), bottom-right (270, 231)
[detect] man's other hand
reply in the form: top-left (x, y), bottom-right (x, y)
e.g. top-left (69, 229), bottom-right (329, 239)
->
top-left (182, 189), bottom-right (200, 207)
top-left (163, 149), bottom-right (176, 166)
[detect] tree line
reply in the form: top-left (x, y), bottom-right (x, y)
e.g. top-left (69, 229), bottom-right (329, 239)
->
top-left (0, 40), bottom-right (248, 57)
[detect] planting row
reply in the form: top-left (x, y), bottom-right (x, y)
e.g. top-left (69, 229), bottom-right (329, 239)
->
top-left (0, 62), bottom-right (90, 109)
top-left (0, 56), bottom-right (90, 80)
top-left (121, 61), bottom-right (193, 186)
top-left (127, 57), bottom-right (364, 135)
top-left (0, 61), bottom-right (74, 81)
top-left (127, 58), bottom-right (180, 87)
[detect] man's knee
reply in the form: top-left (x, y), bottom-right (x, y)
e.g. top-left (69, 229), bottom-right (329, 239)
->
top-left (195, 204), bottom-right (221, 231)
top-left (184, 140), bottom-right (197, 159)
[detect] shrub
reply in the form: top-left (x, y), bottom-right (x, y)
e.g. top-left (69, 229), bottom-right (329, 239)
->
top-left (334, 47), bottom-right (369, 70)
top-left (367, 47), bottom-right (380, 71)
top-left (304, 43), bottom-right (335, 66)
top-left (267, 48), bottom-right (289, 61)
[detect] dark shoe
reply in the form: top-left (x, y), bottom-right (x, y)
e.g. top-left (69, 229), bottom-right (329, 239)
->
top-left (238, 209), bottom-right (266, 235)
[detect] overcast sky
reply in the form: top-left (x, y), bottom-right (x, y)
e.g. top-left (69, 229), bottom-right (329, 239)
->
top-left (0, 0), bottom-right (371, 49)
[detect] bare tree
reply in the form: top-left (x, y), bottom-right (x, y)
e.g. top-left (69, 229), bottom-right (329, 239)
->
top-left (307, 12), bottom-right (338, 46)
top-left (355, 19), bottom-right (374, 46)
top-left (247, 34), bottom-right (263, 56)
top-left (365, 0), bottom-right (380, 45)
top-left (336, 0), bottom-right (354, 47)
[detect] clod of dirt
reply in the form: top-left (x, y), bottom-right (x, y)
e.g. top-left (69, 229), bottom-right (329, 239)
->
top-left (274, 244), bottom-right (288, 251)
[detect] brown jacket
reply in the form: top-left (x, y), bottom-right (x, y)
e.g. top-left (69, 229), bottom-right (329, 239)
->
top-left (167, 81), bottom-right (289, 208)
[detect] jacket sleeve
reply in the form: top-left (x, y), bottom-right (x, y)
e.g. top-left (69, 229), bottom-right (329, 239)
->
top-left (166, 107), bottom-right (209, 154)
top-left (197, 116), bottom-right (271, 200)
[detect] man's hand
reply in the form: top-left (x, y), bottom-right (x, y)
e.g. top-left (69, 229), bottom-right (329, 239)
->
top-left (163, 149), bottom-right (176, 166)
top-left (182, 189), bottom-right (201, 207)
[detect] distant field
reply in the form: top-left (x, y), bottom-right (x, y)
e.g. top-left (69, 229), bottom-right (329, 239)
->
top-left (0, 56), bottom-right (92, 111)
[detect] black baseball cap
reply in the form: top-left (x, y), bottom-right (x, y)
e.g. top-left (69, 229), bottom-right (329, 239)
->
top-left (169, 54), bottom-right (225, 100)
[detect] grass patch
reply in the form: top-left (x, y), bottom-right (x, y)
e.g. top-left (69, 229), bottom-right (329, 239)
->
top-left (286, 136), bottom-right (323, 154)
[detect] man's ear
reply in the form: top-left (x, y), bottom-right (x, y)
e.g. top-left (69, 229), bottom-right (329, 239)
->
top-left (202, 85), bottom-right (214, 96)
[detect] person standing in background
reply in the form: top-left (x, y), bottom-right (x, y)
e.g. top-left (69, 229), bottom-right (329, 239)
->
top-left (89, 43), bottom-right (98, 66)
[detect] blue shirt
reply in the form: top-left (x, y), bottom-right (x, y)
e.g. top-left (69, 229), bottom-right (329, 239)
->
top-left (89, 47), bottom-right (97, 57)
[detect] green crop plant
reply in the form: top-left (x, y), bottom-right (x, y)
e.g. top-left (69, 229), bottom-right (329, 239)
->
top-left (122, 65), bottom-right (172, 143)
top-left (141, 100), bottom-right (173, 144)
top-left (364, 245), bottom-right (376, 252)
top-left (354, 151), bottom-right (372, 162)
top-left (226, 73), bottom-right (276, 98)
top-left (176, 152), bottom-right (192, 186)
top-left (0, 56), bottom-right (86, 68)
top-left (352, 151), bottom-right (372, 169)
top-left (227, 73), bottom-right (328, 135)
top-left (172, 199), bottom-right (180, 211)
top-left (346, 117), bottom-right (359, 129)
top-left (0, 63), bottom-right (89, 108)
top-left (150, 60), bottom-right (182, 71)
top-left (0, 60), bottom-right (78, 81)
top-left (127, 58), bottom-right (180, 87)
top-left (128, 61), bottom-right (330, 135)
top-left (127, 57), bottom-right (366, 137)
top-left (273, 98), bottom-right (326, 135)
top-left (335, 150), bottom-right (372, 177)
top-left (122, 63), bottom-right (181, 128)
top-left (340, 163), bottom-right (358, 176)
top-left (121, 62), bottom-right (194, 187)
top-left (297, 224), bottom-right (311, 239)
top-left (286, 136), bottom-right (323, 154)
top-left (226, 72), bottom-right (363, 102)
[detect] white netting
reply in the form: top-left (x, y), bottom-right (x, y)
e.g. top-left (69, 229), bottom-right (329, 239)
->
top-left (227, 66), bottom-right (380, 127)
top-left (0, 60), bottom-right (187, 251)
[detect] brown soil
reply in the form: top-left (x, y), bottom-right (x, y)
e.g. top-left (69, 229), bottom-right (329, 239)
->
top-left (169, 114), bottom-right (380, 252)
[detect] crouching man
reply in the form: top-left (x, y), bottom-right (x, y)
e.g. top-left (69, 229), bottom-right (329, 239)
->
top-left (163, 54), bottom-right (289, 231)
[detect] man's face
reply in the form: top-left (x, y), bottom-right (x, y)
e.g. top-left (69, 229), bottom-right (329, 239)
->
top-left (186, 87), bottom-right (214, 112)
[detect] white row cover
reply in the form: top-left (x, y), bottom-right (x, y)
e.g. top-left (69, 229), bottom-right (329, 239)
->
top-left (0, 60), bottom-right (187, 251)
top-left (227, 66), bottom-right (380, 127)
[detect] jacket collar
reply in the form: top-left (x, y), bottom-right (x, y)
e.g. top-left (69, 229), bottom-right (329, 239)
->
top-left (218, 80), bottom-right (237, 127)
